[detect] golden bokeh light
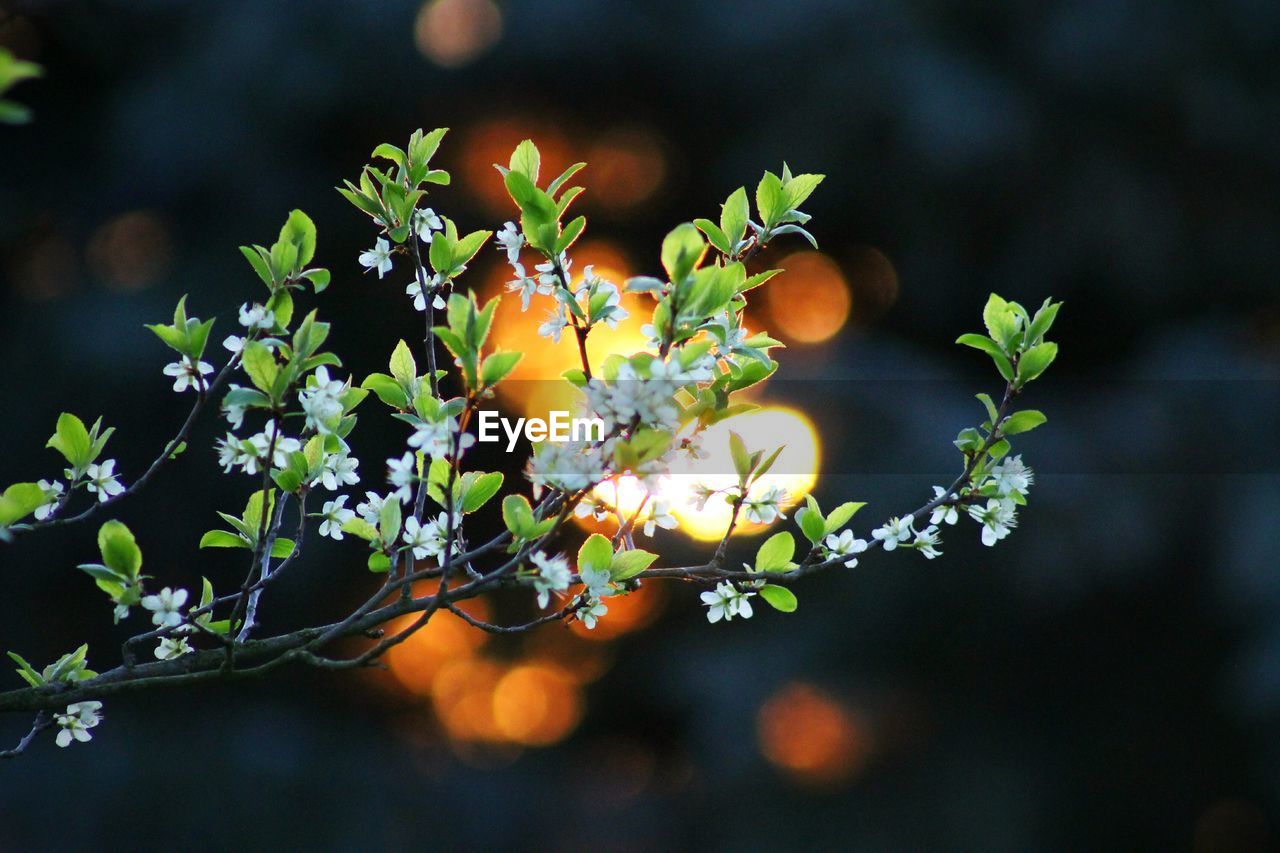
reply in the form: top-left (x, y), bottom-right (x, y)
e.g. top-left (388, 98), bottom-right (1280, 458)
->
top-left (665, 406), bottom-right (820, 541)
top-left (760, 251), bottom-right (850, 344)
top-left (432, 657), bottom-right (506, 742)
top-left (492, 664), bottom-right (584, 745)
top-left (483, 239), bottom-right (655, 418)
top-left (586, 126), bottom-right (667, 210)
top-left (567, 579), bottom-right (665, 641)
top-left (458, 119), bottom-right (574, 216)
top-left (758, 682), bottom-right (870, 786)
top-left (414, 0), bottom-right (502, 68)
top-left (385, 589), bottom-right (491, 696)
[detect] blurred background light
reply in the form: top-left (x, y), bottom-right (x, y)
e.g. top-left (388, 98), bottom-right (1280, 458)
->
top-left (760, 250), bottom-right (851, 344)
top-left (414, 0), bottom-right (502, 69)
top-left (757, 682), bottom-right (870, 786)
top-left (87, 210), bottom-right (171, 291)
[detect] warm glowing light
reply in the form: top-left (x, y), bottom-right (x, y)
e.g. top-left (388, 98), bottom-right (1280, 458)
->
top-left (414, 0), bottom-right (502, 68)
top-left (760, 251), bottom-right (850, 344)
top-left (491, 664), bottom-right (583, 745)
top-left (432, 657), bottom-right (506, 742)
top-left (567, 580), bottom-right (665, 641)
top-left (758, 682), bottom-right (869, 785)
top-left (483, 239), bottom-right (654, 418)
top-left (458, 119), bottom-right (573, 216)
top-left (87, 210), bottom-right (171, 291)
top-left (586, 127), bottom-right (667, 210)
top-left (664, 406), bottom-right (820, 541)
top-left (385, 593), bottom-right (490, 696)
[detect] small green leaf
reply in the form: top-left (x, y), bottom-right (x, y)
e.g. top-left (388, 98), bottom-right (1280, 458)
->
top-left (610, 548), bottom-right (658, 581)
top-left (1001, 410), bottom-right (1047, 435)
top-left (199, 530), bottom-right (251, 549)
top-left (822, 502), bottom-right (865, 536)
top-left (462, 471), bottom-right (504, 513)
top-left (759, 584), bottom-right (798, 612)
top-left (754, 532), bottom-right (796, 572)
top-left (578, 533), bottom-right (613, 573)
top-left (97, 520), bottom-right (142, 579)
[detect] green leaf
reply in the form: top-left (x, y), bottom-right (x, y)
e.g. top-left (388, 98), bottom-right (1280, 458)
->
top-left (368, 552), bottom-right (392, 573)
top-left (759, 584), bottom-right (798, 613)
top-left (280, 209), bottom-right (317, 268)
top-left (982, 293), bottom-right (1018, 350)
top-left (822, 501), bottom-right (865, 536)
top-left (240, 341), bottom-right (278, 395)
top-left (480, 351), bottom-right (523, 387)
top-left (1025, 299), bottom-right (1061, 345)
top-left (796, 500), bottom-right (826, 544)
top-left (47, 413), bottom-right (93, 469)
top-left (508, 139), bottom-right (541, 185)
top-left (97, 520), bottom-right (141, 579)
top-left (728, 431), bottom-right (753, 482)
top-left (556, 215), bottom-right (586, 254)
top-left (200, 530), bottom-right (251, 549)
top-left (8, 651), bottom-right (44, 687)
top-left (660, 223), bottom-right (706, 283)
top-left (578, 533), bottom-right (613, 573)
top-left (462, 471), bottom-right (504, 513)
top-left (694, 218), bottom-right (730, 254)
top-left (0, 482), bottom-right (46, 525)
top-left (379, 498), bottom-right (402, 542)
top-left (755, 531), bottom-right (796, 572)
top-left (361, 373), bottom-right (410, 409)
top-left (270, 538), bottom-right (296, 559)
top-left (502, 494), bottom-right (536, 537)
top-left (389, 339), bottom-right (417, 386)
top-left (720, 186), bottom-right (750, 249)
top-left (342, 518), bottom-right (381, 542)
top-left (610, 549), bottom-right (658, 581)
top-left (1017, 342), bottom-right (1058, 384)
top-left (1001, 410), bottom-right (1047, 435)
top-left (755, 171), bottom-right (787, 228)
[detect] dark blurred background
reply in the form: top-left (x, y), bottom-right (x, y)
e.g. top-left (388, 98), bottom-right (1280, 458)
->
top-left (2, 1), bottom-right (1279, 850)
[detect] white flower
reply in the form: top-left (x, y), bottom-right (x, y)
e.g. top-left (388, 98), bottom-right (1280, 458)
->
top-left (299, 366), bottom-right (346, 433)
top-left (113, 602), bottom-right (131, 622)
top-left (537, 307), bottom-right (569, 343)
top-left (141, 586), bottom-right (188, 628)
top-left (507, 272), bottom-right (554, 311)
top-left (824, 529), bottom-right (868, 568)
top-left (34, 479), bottom-right (63, 521)
top-left (238, 303), bottom-right (275, 330)
top-left (929, 486), bottom-right (960, 525)
top-left (912, 524), bottom-right (943, 559)
top-left (408, 416), bottom-right (473, 460)
top-left (401, 516), bottom-right (434, 559)
top-left (642, 499), bottom-right (678, 537)
top-left (530, 551), bottom-right (571, 608)
top-left (318, 495), bottom-right (355, 540)
top-left (216, 433), bottom-right (251, 474)
top-left (154, 636), bottom-right (193, 660)
top-left (872, 515), bottom-right (915, 551)
top-left (356, 491), bottom-right (387, 524)
top-left (162, 356), bottom-right (214, 393)
top-left (989, 455), bottom-right (1034, 497)
top-left (85, 460), bottom-right (125, 502)
top-left (54, 701), bottom-right (103, 748)
top-left (319, 452), bottom-right (360, 491)
top-left (407, 274), bottom-right (446, 312)
top-left (496, 221), bottom-right (525, 265)
top-left (579, 565), bottom-right (614, 599)
top-left (359, 237), bottom-right (393, 278)
top-left (387, 453), bottom-right (416, 503)
top-left (243, 423), bottom-right (301, 474)
top-left (223, 334), bottom-right (246, 355)
top-left (221, 383), bottom-right (248, 429)
top-left (743, 486), bottom-right (788, 525)
top-left (968, 498), bottom-right (1018, 547)
top-left (576, 597), bottom-right (608, 630)
top-left (700, 581), bottom-right (755, 623)
top-left (414, 207), bottom-right (442, 242)
top-left (689, 484), bottom-right (717, 512)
